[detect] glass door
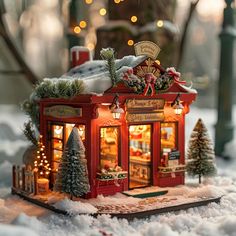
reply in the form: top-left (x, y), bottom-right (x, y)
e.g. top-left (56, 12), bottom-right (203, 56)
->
top-left (129, 124), bottom-right (151, 189)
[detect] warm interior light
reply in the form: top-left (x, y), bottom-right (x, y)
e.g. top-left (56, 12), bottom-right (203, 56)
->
top-left (78, 125), bottom-right (84, 137)
top-left (114, 0), bottom-right (121, 3)
top-left (54, 126), bottom-right (62, 135)
top-left (101, 103), bottom-right (112, 106)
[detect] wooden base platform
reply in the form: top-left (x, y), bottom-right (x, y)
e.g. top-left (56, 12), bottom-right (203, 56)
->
top-left (12, 187), bottom-right (222, 220)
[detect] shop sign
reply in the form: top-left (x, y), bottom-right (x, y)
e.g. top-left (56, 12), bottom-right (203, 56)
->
top-left (168, 150), bottom-right (180, 160)
top-left (44, 105), bottom-right (82, 118)
top-left (126, 99), bottom-right (165, 110)
top-left (134, 41), bottom-right (161, 59)
top-left (126, 112), bottom-right (164, 123)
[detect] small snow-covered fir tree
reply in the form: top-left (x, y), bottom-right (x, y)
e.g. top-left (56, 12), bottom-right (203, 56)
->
top-left (54, 127), bottom-right (90, 199)
top-left (186, 118), bottom-right (217, 184)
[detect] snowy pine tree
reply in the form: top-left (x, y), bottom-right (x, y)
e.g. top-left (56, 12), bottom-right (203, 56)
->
top-left (186, 118), bottom-right (217, 184)
top-left (54, 127), bottom-right (90, 199)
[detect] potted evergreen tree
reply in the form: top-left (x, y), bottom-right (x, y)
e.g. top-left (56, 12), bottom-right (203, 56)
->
top-left (186, 118), bottom-right (217, 184)
top-left (54, 127), bottom-right (90, 200)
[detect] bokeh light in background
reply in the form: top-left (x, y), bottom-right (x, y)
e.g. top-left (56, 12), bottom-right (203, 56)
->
top-left (127, 40), bottom-right (134, 46)
top-left (197, 0), bottom-right (225, 23)
top-left (2, 0), bottom-right (228, 86)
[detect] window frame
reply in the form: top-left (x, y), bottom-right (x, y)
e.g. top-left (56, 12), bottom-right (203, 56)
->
top-left (99, 125), bottom-right (121, 170)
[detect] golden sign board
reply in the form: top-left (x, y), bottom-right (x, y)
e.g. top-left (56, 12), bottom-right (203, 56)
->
top-left (134, 41), bottom-right (161, 59)
top-left (44, 105), bottom-right (82, 118)
top-left (126, 99), bottom-right (165, 110)
top-left (126, 112), bottom-right (164, 123)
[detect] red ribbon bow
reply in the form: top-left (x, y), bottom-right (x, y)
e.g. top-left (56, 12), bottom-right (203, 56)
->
top-left (143, 73), bottom-right (157, 96)
top-left (167, 68), bottom-right (186, 84)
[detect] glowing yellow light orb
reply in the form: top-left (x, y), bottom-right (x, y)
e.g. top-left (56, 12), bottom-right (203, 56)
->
top-left (127, 39), bottom-right (134, 46)
top-left (87, 43), bottom-right (95, 50)
top-left (79, 20), bottom-right (87, 28)
top-left (85, 0), bottom-right (93, 4)
top-left (114, 0), bottom-right (121, 3)
top-left (99, 8), bottom-right (107, 16)
top-left (74, 26), bottom-right (81, 34)
top-left (131, 16), bottom-right (138, 23)
top-left (157, 20), bottom-right (164, 27)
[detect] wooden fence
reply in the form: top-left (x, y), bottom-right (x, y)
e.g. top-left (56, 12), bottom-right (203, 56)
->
top-left (12, 165), bottom-right (38, 195)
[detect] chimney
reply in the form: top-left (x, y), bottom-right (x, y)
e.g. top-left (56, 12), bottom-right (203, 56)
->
top-left (70, 46), bottom-right (91, 68)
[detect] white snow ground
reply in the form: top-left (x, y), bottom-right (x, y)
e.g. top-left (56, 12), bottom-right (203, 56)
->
top-left (0, 105), bottom-right (236, 236)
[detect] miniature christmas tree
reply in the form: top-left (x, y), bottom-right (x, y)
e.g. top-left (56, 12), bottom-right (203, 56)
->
top-left (186, 118), bottom-right (217, 184)
top-left (54, 127), bottom-right (90, 199)
top-left (34, 135), bottom-right (50, 178)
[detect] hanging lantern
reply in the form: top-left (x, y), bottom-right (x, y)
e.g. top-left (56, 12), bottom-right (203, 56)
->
top-left (111, 94), bottom-right (124, 120)
top-left (171, 93), bottom-right (184, 115)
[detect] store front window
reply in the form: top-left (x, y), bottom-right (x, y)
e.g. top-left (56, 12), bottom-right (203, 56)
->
top-left (160, 122), bottom-right (178, 167)
top-left (161, 122), bottom-right (177, 151)
top-left (100, 127), bottom-right (120, 169)
top-left (50, 123), bottom-right (85, 171)
top-left (129, 124), bottom-right (151, 189)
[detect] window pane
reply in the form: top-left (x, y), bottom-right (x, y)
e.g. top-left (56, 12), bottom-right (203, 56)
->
top-left (100, 127), bottom-right (119, 169)
top-left (52, 125), bottom-right (63, 139)
top-left (52, 139), bottom-right (63, 150)
top-left (65, 123), bottom-right (75, 142)
top-left (65, 124), bottom-right (85, 142)
top-left (161, 122), bottom-right (177, 150)
top-left (52, 149), bottom-right (63, 161)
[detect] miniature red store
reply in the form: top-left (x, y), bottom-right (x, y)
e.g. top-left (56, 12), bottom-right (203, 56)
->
top-left (16, 41), bottom-right (197, 199)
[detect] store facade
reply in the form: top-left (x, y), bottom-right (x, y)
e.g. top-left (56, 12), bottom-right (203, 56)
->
top-left (39, 80), bottom-right (197, 198)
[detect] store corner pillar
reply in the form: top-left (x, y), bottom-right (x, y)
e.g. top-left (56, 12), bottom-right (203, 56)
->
top-left (215, 0), bottom-right (236, 157)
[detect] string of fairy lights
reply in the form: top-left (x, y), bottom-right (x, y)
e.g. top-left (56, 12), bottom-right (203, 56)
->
top-left (71, 0), bottom-right (165, 50)
top-left (34, 135), bottom-right (51, 178)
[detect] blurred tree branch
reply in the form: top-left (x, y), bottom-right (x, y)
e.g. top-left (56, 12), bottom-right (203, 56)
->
top-left (176, 0), bottom-right (200, 69)
top-left (0, 0), bottom-right (39, 85)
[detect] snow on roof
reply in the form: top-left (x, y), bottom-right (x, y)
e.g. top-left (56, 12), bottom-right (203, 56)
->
top-left (180, 84), bottom-right (198, 94)
top-left (63, 55), bottom-right (147, 94)
top-left (66, 55), bottom-right (147, 79)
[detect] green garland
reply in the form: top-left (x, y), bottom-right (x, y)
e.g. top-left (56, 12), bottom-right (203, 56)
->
top-left (23, 120), bottom-right (38, 146)
top-left (22, 78), bottom-right (85, 129)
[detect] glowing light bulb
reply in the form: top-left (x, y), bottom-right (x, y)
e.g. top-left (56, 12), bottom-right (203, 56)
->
top-left (79, 21), bottom-right (87, 28)
top-left (114, 0), bottom-right (121, 3)
top-left (127, 39), bottom-right (134, 46)
top-left (74, 26), bottom-right (81, 34)
top-left (85, 0), bottom-right (93, 4)
top-left (99, 8), bottom-right (107, 16)
top-left (130, 16), bottom-right (137, 23)
top-left (87, 43), bottom-right (95, 50)
top-left (157, 20), bottom-right (164, 27)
